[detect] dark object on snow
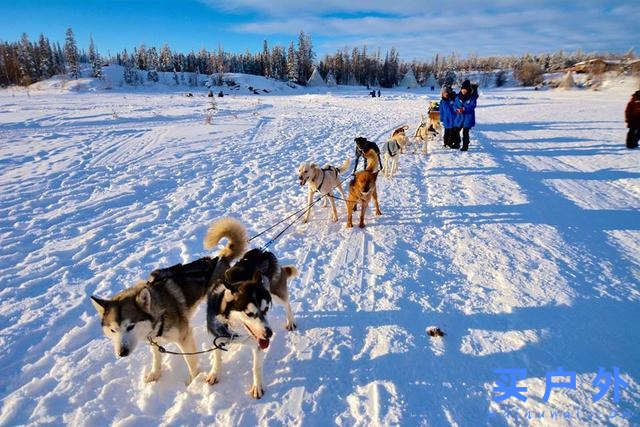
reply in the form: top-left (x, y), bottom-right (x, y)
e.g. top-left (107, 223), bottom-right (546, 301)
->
top-left (626, 91), bottom-right (640, 148)
top-left (377, 90), bottom-right (381, 97)
top-left (218, 91), bottom-right (224, 97)
top-left (427, 327), bottom-right (445, 337)
top-left (208, 90), bottom-right (213, 97)
top-left (430, 86), bottom-right (435, 91)
top-left (185, 92), bottom-right (193, 97)
top-left (370, 90), bottom-right (376, 97)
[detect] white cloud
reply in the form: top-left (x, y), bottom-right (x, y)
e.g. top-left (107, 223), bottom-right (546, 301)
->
top-left (201, 0), bottom-right (640, 58)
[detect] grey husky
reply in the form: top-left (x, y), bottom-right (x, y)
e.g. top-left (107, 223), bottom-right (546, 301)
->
top-left (206, 244), bottom-right (298, 398)
top-left (90, 218), bottom-right (246, 384)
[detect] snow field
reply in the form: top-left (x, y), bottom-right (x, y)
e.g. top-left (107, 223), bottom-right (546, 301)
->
top-left (0, 80), bottom-right (639, 425)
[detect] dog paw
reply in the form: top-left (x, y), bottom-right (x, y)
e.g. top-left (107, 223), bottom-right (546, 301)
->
top-left (249, 384), bottom-right (264, 399)
top-left (359, 223), bottom-right (365, 228)
top-left (144, 370), bottom-right (161, 383)
top-left (286, 321), bottom-right (297, 331)
top-left (346, 223), bottom-right (353, 228)
top-left (205, 373), bottom-right (219, 385)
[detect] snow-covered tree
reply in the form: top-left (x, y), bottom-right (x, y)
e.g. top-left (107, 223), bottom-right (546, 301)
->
top-left (286, 41), bottom-right (298, 83)
top-left (159, 44), bottom-right (172, 72)
top-left (18, 33), bottom-right (37, 85)
top-left (88, 36), bottom-right (102, 78)
top-left (64, 28), bottom-right (79, 79)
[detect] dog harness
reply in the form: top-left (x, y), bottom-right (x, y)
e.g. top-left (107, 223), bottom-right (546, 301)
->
top-left (385, 140), bottom-right (400, 157)
top-left (316, 166), bottom-right (339, 192)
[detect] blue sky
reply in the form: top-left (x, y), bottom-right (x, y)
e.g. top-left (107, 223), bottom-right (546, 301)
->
top-left (1, 0), bottom-right (638, 60)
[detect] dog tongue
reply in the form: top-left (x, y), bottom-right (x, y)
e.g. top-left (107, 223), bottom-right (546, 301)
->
top-left (259, 338), bottom-right (270, 350)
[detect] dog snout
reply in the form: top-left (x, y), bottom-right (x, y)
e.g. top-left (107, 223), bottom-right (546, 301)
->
top-left (118, 347), bottom-right (130, 357)
top-left (265, 327), bottom-right (273, 339)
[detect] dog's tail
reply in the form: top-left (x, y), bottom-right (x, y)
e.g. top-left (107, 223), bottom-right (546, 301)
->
top-left (283, 265), bottom-right (298, 278)
top-left (337, 158), bottom-right (351, 173)
top-left (204, 217), bottom-right (247, 260)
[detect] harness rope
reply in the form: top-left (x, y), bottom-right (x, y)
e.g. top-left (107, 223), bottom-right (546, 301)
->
top-left (146, 316), bottom-right (237, 354)
top-left (260, 173), bottom-right (353, 249)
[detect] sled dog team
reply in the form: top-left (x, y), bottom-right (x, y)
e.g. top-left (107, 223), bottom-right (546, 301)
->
top-left (91, 82), bottom-right (479, 399)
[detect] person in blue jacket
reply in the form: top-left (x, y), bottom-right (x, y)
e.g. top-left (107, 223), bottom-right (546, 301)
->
top-left (439, 85), bottom-right (459, 148)
top-left (455, 79), bottom-right (478, 151)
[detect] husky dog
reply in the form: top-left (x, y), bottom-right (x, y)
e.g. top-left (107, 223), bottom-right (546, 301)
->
top-left (346, 148), bottom-right (382, 228)
top-left (391, 125), bottom-right (410, 153)
top-left (90, 218), bottom-right (246, 384)
top-left (298, 159), bottom-right (350, 223)
top-left (415, 109), bottom-right (442, 154)
top-left (382, 139), bottom-right (401, 177)
top-left (206, 245), bottom-right (298, 399)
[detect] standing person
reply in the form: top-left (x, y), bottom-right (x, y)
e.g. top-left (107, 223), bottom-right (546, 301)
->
top-left (440, 86), bottom-right (458, 148)
top-left (352, 137), bottom-right (382, 175)
top-left (625, 90), bottom-right (640, 149)
top-left (455, 79), bottom-right (478, 152)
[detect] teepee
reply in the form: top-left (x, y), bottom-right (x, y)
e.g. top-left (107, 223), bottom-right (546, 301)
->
top-left (399, 69), bottom-right (418, 88)
top-left (558, 71), bottom-right (576, 89)
top-left (425, 74), bottom-right (439, 90)
top-left (307, 68), bottom-right (326, 87)
top-left (325, 71), bottom-right (337, 87)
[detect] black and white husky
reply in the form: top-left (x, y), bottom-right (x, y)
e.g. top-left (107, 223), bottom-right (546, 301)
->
top-left (90, 218), bottom-right (247, 385)
top-left (206, 246), bottom-right (298, 399)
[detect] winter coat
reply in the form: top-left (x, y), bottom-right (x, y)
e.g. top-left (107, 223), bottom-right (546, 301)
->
top-left (456, 92), bottom-right (477, 129)
top-left (439, 96), bottom-right (457, 129)
top-left (625, 95), bottom-right (640, 128)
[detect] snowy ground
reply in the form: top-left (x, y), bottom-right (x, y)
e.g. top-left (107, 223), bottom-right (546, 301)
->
top-left (0, 80), bottom-right (639, 426)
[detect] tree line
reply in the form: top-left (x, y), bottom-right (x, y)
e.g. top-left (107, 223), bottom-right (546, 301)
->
top-left (0, 27), bottom-right (633, 88)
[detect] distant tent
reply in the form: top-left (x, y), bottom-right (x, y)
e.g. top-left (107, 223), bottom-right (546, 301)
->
top-left (326, 71), bottom-right (337, 87)
top-left (559, 71), bottom-right (576, 89)
top-left (425, 74), bottom-right (439, 90)
top-left (307, 68), bottom-right (326, 87)
top-left (399, 69), bottom-right (418, 88)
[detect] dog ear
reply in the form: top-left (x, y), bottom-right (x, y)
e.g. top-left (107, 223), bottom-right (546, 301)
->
top-left (136, 287), bottom-right (152, 313)
top-left (90, 296), bottom-right (109, 316)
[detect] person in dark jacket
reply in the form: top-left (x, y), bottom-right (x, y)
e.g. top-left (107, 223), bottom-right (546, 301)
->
top-left (352, 137), bottom-right (382, 174)
top-left (454, 79), bottom-right (478, 152)
top-left (440, 86), bottom-right (459, 148)
top-left (625, 90), bottom-right (640, 149)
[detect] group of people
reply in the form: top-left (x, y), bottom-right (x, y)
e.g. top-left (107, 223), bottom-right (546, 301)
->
top-left (439, 79), bottom-right (479, 152)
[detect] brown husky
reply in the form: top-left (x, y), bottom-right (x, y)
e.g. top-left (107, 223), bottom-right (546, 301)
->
top-left (346, 149), bottom-right (382, 228)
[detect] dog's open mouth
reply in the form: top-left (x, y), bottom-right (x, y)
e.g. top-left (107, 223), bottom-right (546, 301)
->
top-left (245, 324), bottom-right (270, 350)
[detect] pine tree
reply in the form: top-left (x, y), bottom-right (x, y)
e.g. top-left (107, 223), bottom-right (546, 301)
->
top-left (64, 28), bottom-right (79, 78)
top-left (88, 35), bottom-right (102, 78)
top-left (37, 34), bottom-right (53, 79)
top-left (18, 33), bottom-right (37, 85)
top-left (159, 44), bottom-right (172, 72)
top-left (261, 40), bottom-right (271, 78)
top-left (122, 49), bottom-right (136, 85)
top-left (286, 41), bottom-right (298, 83)
top-left (295, 31), bottom-right (313, 84)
